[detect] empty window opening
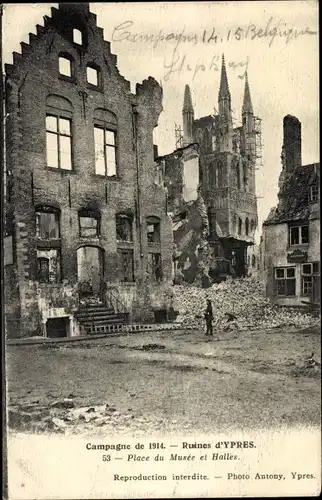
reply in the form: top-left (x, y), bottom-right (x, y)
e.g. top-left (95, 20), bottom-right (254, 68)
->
top-left (118, 249), bottom-right (135, 282)
top-left (36, 208), bottom-right (60, 239)
top-left (245, 217), bottom-right (249, 236)
top-left (116, 214), bottom-right (133, 242)
top-left (289, 225), bottom-right (309, 246)
top-left (87, 66), bottom-right (99, 86)
top-left (147, 217), bottom-right (160, 244)
top-left (37, 249), bottom-right (61, 284)
top-left (46, 115), bottom-right (72, 170)
top-left (73, 28), bottom-right (83, 45)
top-left (147, 252), bottom-right (162, 282)
top-left (59, 56), bottom-right (72, 77)
top-left (79, 211), bottom-right (100, 238)
top-left (94, 126), bottom-right (116, 177)
top-left (238, 217), bottom-right (242, 236)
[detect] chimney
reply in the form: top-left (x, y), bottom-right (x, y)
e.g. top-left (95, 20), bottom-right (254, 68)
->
top-left (283, 115), bottom-right (302, 173)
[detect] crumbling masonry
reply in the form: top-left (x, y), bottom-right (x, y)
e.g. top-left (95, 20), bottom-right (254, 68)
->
top-left (4, 3), bottom-right (174, 338)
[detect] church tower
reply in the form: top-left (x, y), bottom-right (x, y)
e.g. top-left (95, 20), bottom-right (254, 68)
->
top-left (242, 71), bottom-right (255, 160)
top-left (182, 84), bottom-right (194, 147)
top-left (218, 55), bottom-right (233, 152)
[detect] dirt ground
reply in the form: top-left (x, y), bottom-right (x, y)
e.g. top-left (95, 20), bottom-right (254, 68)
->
top-left (6, 324), bottom-right (321, 436)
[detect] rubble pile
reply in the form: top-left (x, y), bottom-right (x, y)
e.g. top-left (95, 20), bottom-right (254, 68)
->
top-left (173, 277), bottom-right (320, 331)
top-left (8, 400), bottom-right (193, 435)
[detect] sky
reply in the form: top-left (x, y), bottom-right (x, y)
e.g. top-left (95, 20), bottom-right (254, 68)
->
top-left (2, 2), bottom-right (319, 232)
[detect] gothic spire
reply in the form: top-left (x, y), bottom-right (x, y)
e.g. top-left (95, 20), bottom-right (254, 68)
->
top-left (183, 84), bottom-right (194, 113)
top-left (242, 71), bottom-right (253, 114)
top-left (218, 54), bottom-right (230, 99)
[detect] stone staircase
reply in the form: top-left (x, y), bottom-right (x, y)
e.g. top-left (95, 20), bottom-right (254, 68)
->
top-left (74, 303), bottom-right (129, 335)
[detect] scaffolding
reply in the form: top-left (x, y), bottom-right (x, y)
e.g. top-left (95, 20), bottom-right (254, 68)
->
top-left (175, 123), bottom-right (183, 150)
top-left (254, 116), bottom-right (263, 168)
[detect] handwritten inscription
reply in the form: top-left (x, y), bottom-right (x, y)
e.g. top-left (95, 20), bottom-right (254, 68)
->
top-left (112, 18), bottom-right (317, 51)
top-left (163, 50), bottom-right (249, 81)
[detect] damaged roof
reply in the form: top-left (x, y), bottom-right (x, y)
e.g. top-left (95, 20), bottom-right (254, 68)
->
top-left (264, 163), bottom-right (320, 225)
top-left (194, 115), bottom-right (218, 129)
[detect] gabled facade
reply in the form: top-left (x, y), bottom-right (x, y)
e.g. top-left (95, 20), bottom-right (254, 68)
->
top-left (4, 3), bottom-right (174, 338)
top-left (261, 115), bottom-right (320, 306)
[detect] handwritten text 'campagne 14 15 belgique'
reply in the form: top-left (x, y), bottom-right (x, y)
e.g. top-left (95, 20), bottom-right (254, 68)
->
top-left (111, 17), bottom-right (317, 51)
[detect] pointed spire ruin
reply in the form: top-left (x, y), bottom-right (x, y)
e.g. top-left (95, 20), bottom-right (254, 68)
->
top-left (183, 84), bottom-right (194, 113)
top-left (218, 54), bottom-right (230, 99)
top-left (242, 71), bottom-right (253, 114)
top-left (182, 84), bottom-right (194, 146)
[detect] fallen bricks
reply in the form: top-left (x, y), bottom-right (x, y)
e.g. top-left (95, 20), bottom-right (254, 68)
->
top-left (173, 277), bottom-right (320, 331)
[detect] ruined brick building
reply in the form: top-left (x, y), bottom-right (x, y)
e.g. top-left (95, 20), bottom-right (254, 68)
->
top-left (158, 56), bottom-right (260, 282)
top-left (4, 3), bottom-right (174, 338)
top-left (261, 115), bottom-right (320, 306)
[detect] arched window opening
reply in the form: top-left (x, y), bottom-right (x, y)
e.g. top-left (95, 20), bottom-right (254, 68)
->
top-left (211, 133), bottom-right (217, 152)
top-left (233, 214), bottom-right (238, 235)
top-left (245, 217), bottom-right (249, 236)
top-left (238, 217), bottom-right (242, 236)
top-left (208, 162), bottom-right (214, 187)
top-left (73, 28), bottom-right (83, 45)
top-left (243, 161), bottom-right (248, 190)
top-left (58, 53), bottom-right (74, 78)
top-left (147, 216), bottom-right (160, 244)
top-left (116, 213), bottom-right (133, 242)
top-left (236, 163), bottom-right (241, 190)
top-left (79, 210), bottom-right (100, 238)
top-left (217, 161), bottom-right (223, 187)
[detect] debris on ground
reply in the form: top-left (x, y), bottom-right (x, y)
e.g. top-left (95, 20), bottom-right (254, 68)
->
top-left (173, 277), bottom-right (320, 331)
top-left (7, 400), bottom-right (189, 435)
top-left (140, 344), bottom-right (166, 351)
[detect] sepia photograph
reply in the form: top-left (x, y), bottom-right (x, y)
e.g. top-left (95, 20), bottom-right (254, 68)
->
top-left (2, 1), bottom-right (320, 498)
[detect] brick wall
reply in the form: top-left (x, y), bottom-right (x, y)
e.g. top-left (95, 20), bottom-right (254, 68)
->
top-left (5, 5), bottom-right (173, 337)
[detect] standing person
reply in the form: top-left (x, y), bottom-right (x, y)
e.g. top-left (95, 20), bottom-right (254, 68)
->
top-left (204, 299), bottom-right (214, 336)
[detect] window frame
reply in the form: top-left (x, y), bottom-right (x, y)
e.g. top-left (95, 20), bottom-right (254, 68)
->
top-left (289, 224), bottom-right (309, 246)
top-left (46, 114), bottom-right (73, 171)
top-left (310, 184), bottom-right (319, 203)
top-left (301, 261), bottom-right (320, 297)
top-left (274, 266), bottom-right (296, 297)
top-left (94, 125), bottom-right (118, 178)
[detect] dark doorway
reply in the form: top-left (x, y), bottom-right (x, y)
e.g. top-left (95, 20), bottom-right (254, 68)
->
top-left (46, 317), bottom-right (69, 338)
top-left (77, 246), bottom-right (104, 303)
